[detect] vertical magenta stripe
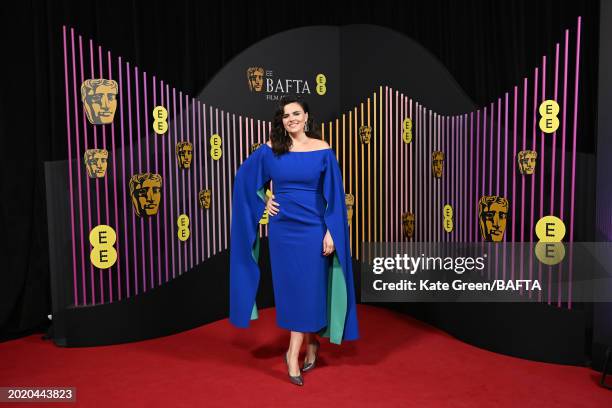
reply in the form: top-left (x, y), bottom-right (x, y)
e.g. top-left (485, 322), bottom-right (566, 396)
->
top-left (222, 112), bottom-right (228, 251)
top-left (187, 95), bottom-right (194, 268)
top-left (385, 87), bottom-right (389, 242)
top-left (161, 82), bottom-right (169, 283)
top-left (180, 92), bottom-right (187, 272)
top-left (153, 77), bottom-right (162, 286)
top-left (539, 57), bottom-right (546, 303)
top-left (469, 112), bottom-right (474, 242)
top-left (79, 36), bottom-right (95, 304)
top-left (107, 50), bottom-right (119, 301)
top-left (203, 104), bottom-right (210, 260)
top-left (215, 109), bottom-right (221, 254)
top-left (551, 43), bottom-right (560, 216)
top-left (171, 87), bottom-right (178, 278)
top-left (194, 100), bottom-right (200, 264)
top-left (118, 58), bottom-right (130, 298)
top-left (63, 27), bottom-right (79, 305)
top-left (135, 66), bottom-right (148, 291)
top-left (568, 17), bottom-right (582, 308)
top-left (126, 61), bottom-right (138, 295)
top-left (143, 71), bottom-right (154, 290)
top-left (511, 87), bottom-right (518, 279)
top-left (475, 110), bottom-right (480, 242)
top-left (410, 99), bottom-right (413, 215)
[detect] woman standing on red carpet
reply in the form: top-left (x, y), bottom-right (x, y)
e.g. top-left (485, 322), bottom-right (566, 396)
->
top-left (229, 96), bottom-right (359, 386)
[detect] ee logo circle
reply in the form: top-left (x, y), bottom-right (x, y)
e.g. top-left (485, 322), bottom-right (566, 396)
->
top-left (153, 106), bottom-right (168, 135)
top-left (402, 118), bottom-right (413, 144)
top-left (177, 214), bottom-right (190, 241)
top-left (210, 134), bottom-right (222, 160)
top-left (538, 100), bottom-right (560, 134)
top-left (534, 215), bottom-right (566, 265)
top-left (89, 225), bottom-right (118, 269)
top-left (443, 204), bottom-right (454, 233)
top-left (315, 73), bottom-right (327, 96)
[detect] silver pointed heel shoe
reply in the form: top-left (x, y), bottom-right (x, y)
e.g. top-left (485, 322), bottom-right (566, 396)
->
top-left (284, 352), bottom-right (304, 386)
top-left (302, 339), bottom-right (320, 373)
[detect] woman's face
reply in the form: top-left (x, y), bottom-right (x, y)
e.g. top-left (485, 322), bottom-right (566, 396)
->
top-left (282, 102), bottom-right (308, 134)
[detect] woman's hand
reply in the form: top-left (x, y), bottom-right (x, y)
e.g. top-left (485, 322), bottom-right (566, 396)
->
top-left (323, 229), bottom-right (335, 256)
top-left (266, 194), bottom-right (280, 216)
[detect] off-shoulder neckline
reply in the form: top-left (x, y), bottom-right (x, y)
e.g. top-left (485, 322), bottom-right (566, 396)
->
top-left (262, 143), bottom-right (331, 153)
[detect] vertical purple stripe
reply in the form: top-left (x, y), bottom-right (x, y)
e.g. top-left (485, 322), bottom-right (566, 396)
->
top-left (475, 110), bottom-right (480, 242)
top-left (511, 87), bottom-right (518, 280)
top-left (171, 87), bottom-right (178, 278)
top-left (143, 71), bottom-right (154, 290)
top-left (118, 58), bottom-right (130, 298)
top-left (63, 27), bottom-right (79, 305)
top-left (127, 61), bottom-right (138, 296)
top-left (79, 36), bottom-right (95, 305)
top-left (222, 111), bottom-right (228, 251)
top-left (98, 45), bottom-right (111, 303)
top-left (180, 92), bottom-right (187, 272)
top-left (161, 81), bottom-right (169, 284)
top-left (153, 76), bottom-right (162, 286)
top-left (107, 50), bottom-right (119, 301)
top-left (135, 66), bottom-right (147, 291)
top-left (568, 17), bottom-right (582, 308)
top-left (470, 112), bottom-right (474, 242)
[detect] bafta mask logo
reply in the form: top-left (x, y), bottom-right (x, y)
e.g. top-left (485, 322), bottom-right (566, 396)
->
top-left (402, 212), bottom-right (415, 239)
top-left (198, 189), bottom-right (211, 209)
top-left (247, 67), bottom-right (264, 92)
top-left (517, 150), bottom-right (538, 175)
top-left (84, 148), bottom-right (109, 178)
top-left (345, 193), bottom-right (355, 226)
top-left (478, 196), bottom-right (509, 242)
top-left (176, 141), bottom-right (193, 169)
top-left (81, 79), bottom-right (118, 125)
top-left (250, 142), bottom-right (261, 153)
top-left (359, 125), bottom-right (371, 144)
top-left (129, 173), bottom-right (162, 217)
top-left (432, 151), bottom-right (444, 179)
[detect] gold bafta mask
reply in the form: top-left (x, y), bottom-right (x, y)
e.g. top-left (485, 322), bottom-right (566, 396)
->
top-left (345, 193), bottom-right (354, 226)
top-left (359, 125), bottom-right (371, 144)
top-left (402, 212), bottom-right (415, 239)
top-left (250, 142), bottom-right (261, 153)
top-left (198, 189), bottom-right (211, 209)
top-left (81, 79), bottom-right (118, 125)
top-left (84, 148), bottom-right (109, 178)
top-left (176, 141), bottom-right (193, 169)
top-left (517, 150), bottom-right (538, 175)
top-left (247, 67), bottom-right (264, 92)
top-left (129, 173), bottom-right (162, 217)
top-left (432, 151), bottom-right (444, 179)
top-left (478, 196), bottom-right (509, 242)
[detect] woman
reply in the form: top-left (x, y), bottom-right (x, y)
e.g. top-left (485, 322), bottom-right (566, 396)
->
top-left (229, 96), bottom-right (359, 386)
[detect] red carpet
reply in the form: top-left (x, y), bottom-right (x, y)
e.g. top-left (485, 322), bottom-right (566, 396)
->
top-left (0, 304), bottom-right (610, 407)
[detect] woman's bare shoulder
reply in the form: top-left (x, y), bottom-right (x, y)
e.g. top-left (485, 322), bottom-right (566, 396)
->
top-left (315, 139), bottom-right (330, 149)
top-left (265, 140), bottom-right (272, 147)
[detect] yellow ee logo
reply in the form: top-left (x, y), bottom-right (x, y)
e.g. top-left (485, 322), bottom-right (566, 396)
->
top-left (535, 215), bottom-right (566, 242)
top-left (443, 204), bottom-right (453, 233)
top-left (153, 106), bottom-right (168, 135)
top-left (210, 134), bottom-right (222, 160)
top-left (534, 215), bottom-right (565, 265)
top-left (538, 100), bottom-right (560, 133)
top-left (177, 214), bottom-right (190, 241)
top-left (89, 225), bottom-right (118, 269)
top-left (315, 73), bottom-right (327, 96)
top-left (402, 118), bottom-right (413, 144)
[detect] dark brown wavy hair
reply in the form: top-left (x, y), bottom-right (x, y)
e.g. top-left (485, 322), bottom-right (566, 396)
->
top-left (269, 96), bottom-right (320, 155)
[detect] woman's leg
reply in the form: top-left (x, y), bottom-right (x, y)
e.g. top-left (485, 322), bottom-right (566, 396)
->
top-left (304, 332), bottom-right (318, 364)
top-left (287, 331), bottom-right (304, 376)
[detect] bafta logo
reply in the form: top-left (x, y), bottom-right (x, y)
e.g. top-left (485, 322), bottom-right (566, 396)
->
top-left (129, 173), bottom-right (162, 217)
top-left (198, 189), bottom-right (211, 209)
top-left (247, 67), bottom-right (264, 92)
top-left (83, 148), bottom-right (109, 178)
top-left (402, 212), bottom-right (415, 239)
top-left (517, 150), bottom-right (537, 175)
top-left (176, 141), bottom-right (193, 169)
top-left (432, 151), bottom-right (444, 179)
top-left (359, 125), bottom-right (371, 144)
top-left (478, 196), bottom-right (509, 242)
top-left (250, 142), bottom-right (261, 153)
top-left (345, 193), bottom-right (355, 226)
top-left (81, 79), bottom-right (118, 125)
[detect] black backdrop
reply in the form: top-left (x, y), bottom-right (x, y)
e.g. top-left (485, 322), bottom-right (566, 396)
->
top-left (0, 0), bottom-right (599, 341)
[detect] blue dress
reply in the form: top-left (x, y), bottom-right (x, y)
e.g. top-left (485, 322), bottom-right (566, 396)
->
top-left (229, 143), bottom-right (359, 344)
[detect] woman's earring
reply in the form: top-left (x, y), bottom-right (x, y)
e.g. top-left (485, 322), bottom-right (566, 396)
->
top-left (305, 122), bottom-right (309, 132)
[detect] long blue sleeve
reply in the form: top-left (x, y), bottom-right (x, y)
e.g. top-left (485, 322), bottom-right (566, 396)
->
top-left (229, 145), bottom-right (269, 328)
top-left (318, 149), bottom-right (360, 344)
